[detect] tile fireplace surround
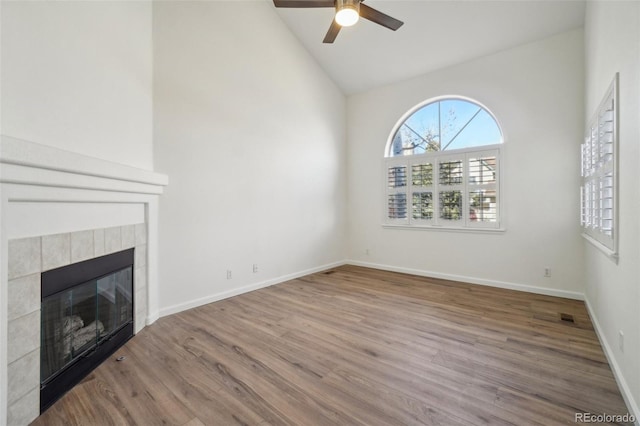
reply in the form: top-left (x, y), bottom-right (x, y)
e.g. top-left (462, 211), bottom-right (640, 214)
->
top-left (0, 136), bottom-right (168, 425)
top-left (8, 225), bottom-right (147, 423)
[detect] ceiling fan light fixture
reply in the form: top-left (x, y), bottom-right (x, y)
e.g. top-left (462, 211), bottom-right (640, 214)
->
top-left (335, 0), bottom-right (360, 27)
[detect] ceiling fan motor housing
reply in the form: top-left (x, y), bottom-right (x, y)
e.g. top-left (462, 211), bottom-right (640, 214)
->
top-left (337, 0), bottom-right (360, 12)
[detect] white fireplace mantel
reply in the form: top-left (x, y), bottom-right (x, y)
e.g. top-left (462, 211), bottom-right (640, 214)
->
top-left (0, 135), bottom-right (169, 425)
top-left (1, 135), bottom-right (168, 193)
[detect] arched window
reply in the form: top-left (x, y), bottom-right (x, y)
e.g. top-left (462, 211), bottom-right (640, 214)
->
top-left (384, 97), bottom-right (503, 229)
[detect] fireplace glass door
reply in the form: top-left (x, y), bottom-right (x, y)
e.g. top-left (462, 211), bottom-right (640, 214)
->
top-left (41, 266), bottom-right (133, 385)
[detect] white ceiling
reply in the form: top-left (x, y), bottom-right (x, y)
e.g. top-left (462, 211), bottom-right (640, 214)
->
top-left (272, 0), bottom-right (586, 94)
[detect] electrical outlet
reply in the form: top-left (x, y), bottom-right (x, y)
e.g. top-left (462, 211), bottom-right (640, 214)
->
top-left (544, 267), bottom-right (551, 278)
top-left (619, 330), bottom-right (624, 352)
top-left (252, 264), bottom-right (258, 273)
top-left (226, 270), bottom-right (232, 279)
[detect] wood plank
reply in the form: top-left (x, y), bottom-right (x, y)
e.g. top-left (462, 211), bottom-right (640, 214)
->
top-left (31, 265), bottom-right (633, 425)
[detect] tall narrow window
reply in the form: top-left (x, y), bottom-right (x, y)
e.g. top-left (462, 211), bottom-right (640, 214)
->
top-left (581, 74), bottom-right (618, 259)
top-left (384, 97), bottom-right (503, 229)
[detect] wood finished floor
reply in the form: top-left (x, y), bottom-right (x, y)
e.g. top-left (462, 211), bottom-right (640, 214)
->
top-left (32, 265), bottom-right (631, 426)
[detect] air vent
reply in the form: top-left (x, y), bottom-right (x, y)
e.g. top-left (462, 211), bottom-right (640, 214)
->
top-left (323, 270), bottom-right (336, 275)
top-left (560, 313), bottom-right (575, 323)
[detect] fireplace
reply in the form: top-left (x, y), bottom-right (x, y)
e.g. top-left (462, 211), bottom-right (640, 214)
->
top-left (3, 137), bottom-right (166, 425)
top-left (40, 249), bottom-right (135, 413)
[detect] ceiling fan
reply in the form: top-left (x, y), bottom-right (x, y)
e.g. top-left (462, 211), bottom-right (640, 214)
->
top-left (273, 0), bottom-right (404, 44)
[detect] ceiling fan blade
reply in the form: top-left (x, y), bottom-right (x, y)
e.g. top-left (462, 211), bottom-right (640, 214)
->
top-left (323, 20), bottom-right (341, 43)
top-left (359, 3), bottom-right (404, 31)
top-left (273, 0), bottom-right (334, 7)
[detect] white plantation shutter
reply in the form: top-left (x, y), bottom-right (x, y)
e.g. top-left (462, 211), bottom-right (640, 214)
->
top-left (581, 74), bottom-right (617, 257)
top-left (386, 162), bottom-right (408, 223)
top-left (468, 152), bottom-right (498, 227)
top-left (438, 156), bottom-right (464, 223)
top-left (411, 162), bottom-right (434, 222)
top-left (600, 172), bottom-right (614, 236)
top-left (383, 147), bottom-right (500, 229)
top-left (412, 192), bottom-right (434, 220)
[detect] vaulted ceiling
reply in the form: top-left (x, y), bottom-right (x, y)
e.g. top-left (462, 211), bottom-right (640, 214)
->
top-left (272, 0), bottom-right (586, 94)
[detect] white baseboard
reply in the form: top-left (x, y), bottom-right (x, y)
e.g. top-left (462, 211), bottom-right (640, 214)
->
top-left (346, 260), bottom-right (584, 300)
top-left (146, 310), bottom-right (160, 326)
top-left (158, 260), bottom-right (346, 318)
top-left (158, 259), bottom-right (584, 319)
top-left (584, 297), bottom-right (640, 425)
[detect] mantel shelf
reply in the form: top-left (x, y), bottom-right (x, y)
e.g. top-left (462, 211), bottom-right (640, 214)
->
top-left (1, 135), bottom-right (168, 195)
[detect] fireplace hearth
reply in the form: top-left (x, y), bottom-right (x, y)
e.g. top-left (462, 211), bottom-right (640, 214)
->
top-left (40, 248), bottom-right (135, 413)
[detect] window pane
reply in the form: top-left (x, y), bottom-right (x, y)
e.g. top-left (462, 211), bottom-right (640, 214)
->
top-left (388, 166), bottom-right (407, 189)
top-left (469, 190), bottom-right (497, 222)
top-left (412, 192), bottom-right (433, 220)
top-left (412, 163), bottom-right (433, 186)
top-left (439, 161), bottom-right (463, 186)
top-left (389, 98), bottom-right (502, 157)
top-left (391, 103), bottom-right (440, 155)
top-left (439, 191), bottom-right (462, 221)
top-left (442, 107), bottom-right (502, 151)
top-left (468, 156), bottom-right (496, 185)
top-left (388, 193), bottom-right (407, 219)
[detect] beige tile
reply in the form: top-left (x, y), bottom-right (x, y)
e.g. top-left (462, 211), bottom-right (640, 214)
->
top-left (104, 227), bottom-right (122, 254)
top-left (135, 223), bottom-right (147, 246)
top-left (122, 225), bottom-right (136, 249)
top-left (7, 386), bottom-right (39, 426)
top-left (8, 310), bottom-right (40, 364)
top-left (71, 230), bottom-right (94, 263)
top-left (134, 244), bottom-right (147, 268)
top-left (8, 274), bottom-right (40, 321)
top-left (7, 349), bottom-right (39, 405)
top-left (135, 283), bottom-right (147, 334)
top-left (135, 310), bottom-right (147, 334)
top-left (134, 266), bottom-right (147, 290)
top-left (8, 237), bottom-right (41, 280)
top-left (94, 228), bottom-right (106, 257)
top-left (42, 233), bottom-right (71, 271)
top-left (135, 288), bottom-right (147, 315)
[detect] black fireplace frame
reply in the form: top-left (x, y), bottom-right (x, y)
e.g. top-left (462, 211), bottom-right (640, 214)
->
top-left (40, 248), bottom-right (135, 413)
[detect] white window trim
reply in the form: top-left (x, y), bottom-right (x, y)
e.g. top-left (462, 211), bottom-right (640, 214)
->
top-left (383, 144), bottom-right (503, 231)
top-left (580, 73), bottom-right (618, 262)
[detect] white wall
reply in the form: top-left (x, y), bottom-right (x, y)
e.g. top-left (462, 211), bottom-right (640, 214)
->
top-left (153, 1), bottom-right (347, 315)
top-left (1, 1), bottom-right (153, 170)
top-left (584, 1), bottom-right (640, 418)
top-left (347, 30), bottom-right (585, 298)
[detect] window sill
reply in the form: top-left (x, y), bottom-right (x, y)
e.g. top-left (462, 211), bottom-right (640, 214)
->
top-left (582, 233), bottom-right (619, 264)
top-left (383, 224), bottom-right (506, 234)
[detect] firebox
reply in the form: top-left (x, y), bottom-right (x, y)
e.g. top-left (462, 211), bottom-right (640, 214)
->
top-left (40, 248), bottom-right (134, 413)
